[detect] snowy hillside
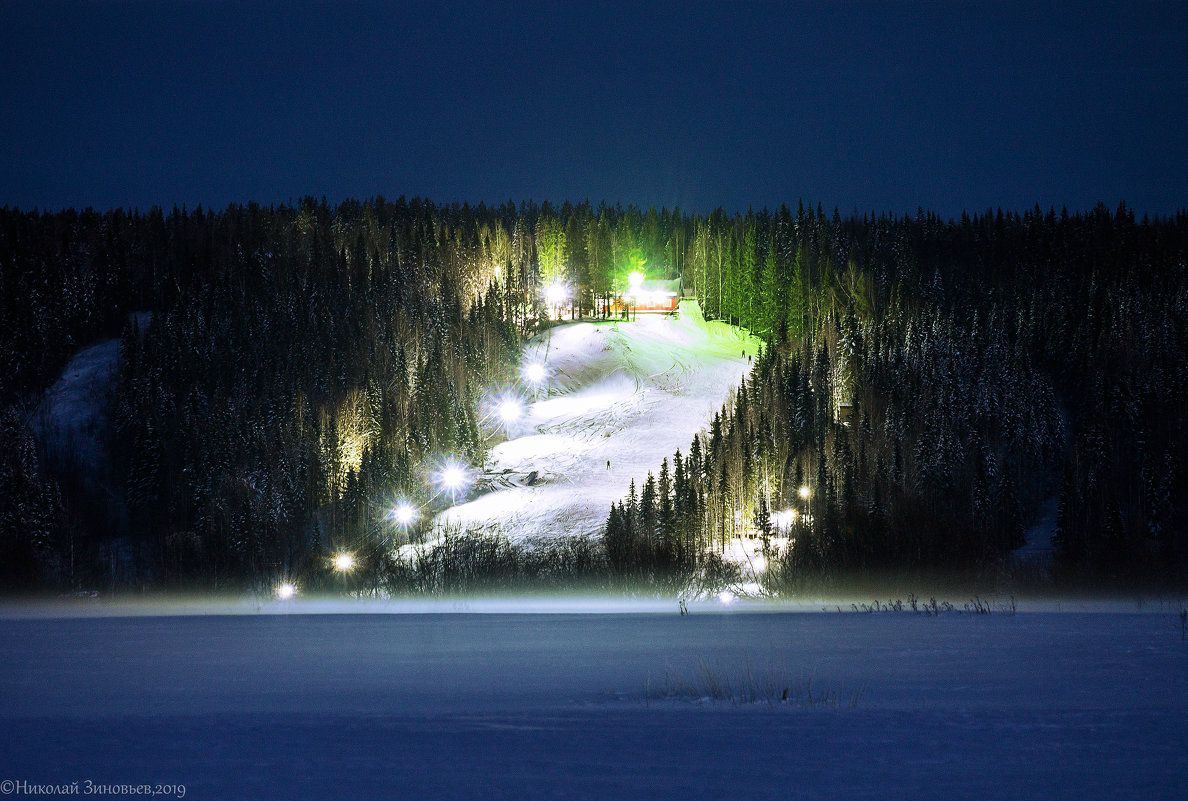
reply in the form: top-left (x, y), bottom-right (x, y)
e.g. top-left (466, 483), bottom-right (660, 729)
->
top-left (34, 338), bottom-right (121, 475)
top-left (436, 301), bottom-right (760, 541)
top-left (34, 313), bottom-right (149, 476)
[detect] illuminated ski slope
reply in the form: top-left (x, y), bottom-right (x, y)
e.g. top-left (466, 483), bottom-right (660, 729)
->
top-left (436, 301), bottom-right (761, 541)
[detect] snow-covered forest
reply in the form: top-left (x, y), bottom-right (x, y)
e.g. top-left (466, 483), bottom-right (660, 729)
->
top-left (1, 199), bottom-right (1186, 593)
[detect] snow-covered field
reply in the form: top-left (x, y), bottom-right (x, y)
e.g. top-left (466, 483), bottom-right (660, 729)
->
top-left (2, 603), bottom-right (1185, 799)
top-left (437, 302), bottom-right (759, 541)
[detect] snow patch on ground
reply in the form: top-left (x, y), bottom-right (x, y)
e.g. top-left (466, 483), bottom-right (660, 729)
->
top-left (35, 340), bottom-right (120, 473)
top-left (437, 302), bottom-right (760, 541)
top-left (33, 313), bottom-right (149, 475)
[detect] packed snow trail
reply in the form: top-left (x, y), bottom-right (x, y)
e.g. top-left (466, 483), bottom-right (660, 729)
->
top-left (436, 301), bottom-right (761, 541)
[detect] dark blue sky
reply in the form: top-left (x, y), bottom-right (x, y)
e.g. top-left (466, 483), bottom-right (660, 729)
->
top-left (2, 0), bottom-right (1185, 218)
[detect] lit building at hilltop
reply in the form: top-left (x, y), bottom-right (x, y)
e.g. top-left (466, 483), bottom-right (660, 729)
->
top-left (611, 277), bottom-right (682, 315)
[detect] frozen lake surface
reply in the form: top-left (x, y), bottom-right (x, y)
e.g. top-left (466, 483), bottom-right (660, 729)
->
top-left (2, 602), bottom-right (1186, 799)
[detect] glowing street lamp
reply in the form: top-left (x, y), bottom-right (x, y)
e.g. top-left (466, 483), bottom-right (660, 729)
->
top-left (390, 502), bottom-right (417, 526)
top-left (333, 552), bottom-right (356, 572)
top-left (626, 271), bottom-right (645, 320)
top-left (434, 459), bottom-right (472, 499)
top-left (798, 485), bottom-right (811, 500)
top-left (276, 582), bottom-right (296, 600)
top-left (544, 282), bottom-right (569, 308)
top-left (522, 361), bottom-right (550, 400)
top-left (441, 465), bottom-right (466, 489)
top-left (496, 398), bottom-right (522, 425)
top-left (771, 508), bottom-right (799, 529)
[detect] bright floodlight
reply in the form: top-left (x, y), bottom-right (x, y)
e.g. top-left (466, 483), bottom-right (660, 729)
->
top-left (435, 460), bottom-right (470, 494)
top-left (627, 271), bottom-right (645, 291)
top-left (772, 508), bottom-right (798, 529)
top-left (276, 582), bottom-right (296, 600)
top-left (544, 282), bottom-right (569, 306)
top-left (391, 502), bottom-right (417, 526)
top-left (496, 398), bottom-right (522, 424)
top-left (333, 552), bottom-right (355, 572)
top-left (523, 363), bottom-right (546, 383)
top-left (798, 485), bottom-right (811, 500)
top-left (718, 589), bottom-right (735, 604)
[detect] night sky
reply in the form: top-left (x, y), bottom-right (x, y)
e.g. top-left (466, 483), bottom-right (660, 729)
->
top-left (2, 0), bottom-right (1184, 218)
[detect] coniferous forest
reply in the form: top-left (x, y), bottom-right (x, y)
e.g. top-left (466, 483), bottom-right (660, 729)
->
top-left (2, 198), bottom-right (1186, 594)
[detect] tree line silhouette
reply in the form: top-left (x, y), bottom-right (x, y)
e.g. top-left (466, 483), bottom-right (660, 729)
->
top-left (1, 198), bottom-right (1185, 593)
top-left (608, 203), bottom-right (1188, 588)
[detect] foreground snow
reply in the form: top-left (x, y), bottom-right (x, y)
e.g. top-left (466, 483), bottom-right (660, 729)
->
top-left (2, 604), bottom-right (1186, 799)
top-left (437, 302), bottom-right (760, 541)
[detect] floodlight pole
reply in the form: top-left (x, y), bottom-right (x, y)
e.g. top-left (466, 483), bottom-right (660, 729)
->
top-left (544, 325), bottom-right (553, 398)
